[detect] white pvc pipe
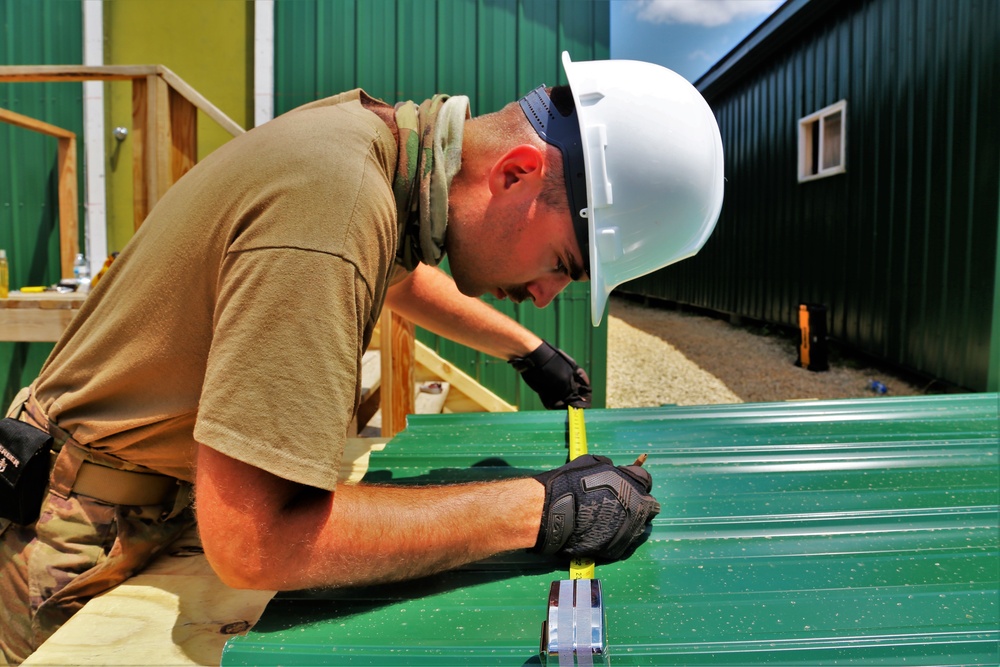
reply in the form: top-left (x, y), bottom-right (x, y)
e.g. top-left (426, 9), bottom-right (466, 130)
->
top-left (82, 0), bottom-right (107, 274)
top-left (254, 0), bottom-right (275, 128)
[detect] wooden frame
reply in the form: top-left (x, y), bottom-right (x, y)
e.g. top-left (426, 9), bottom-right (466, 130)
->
top-left (0, 65), bottom-right (245, 234)
top-left (0, 107), bottom-right (79, 279)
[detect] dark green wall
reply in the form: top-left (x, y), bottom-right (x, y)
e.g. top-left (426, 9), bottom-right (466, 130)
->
top-left (274, 0), bottom-right (610, 409)
top-left (0, 0), bottom-right (84, 406)
top-left (621, 0), bottom-right (1000, 392)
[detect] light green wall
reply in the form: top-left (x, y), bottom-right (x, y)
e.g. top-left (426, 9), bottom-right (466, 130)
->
top-left (104, 0), bottom-right (252, 252)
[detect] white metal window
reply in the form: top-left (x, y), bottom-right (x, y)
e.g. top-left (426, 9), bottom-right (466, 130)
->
top-left (798, 100), bottom-right (846, 182)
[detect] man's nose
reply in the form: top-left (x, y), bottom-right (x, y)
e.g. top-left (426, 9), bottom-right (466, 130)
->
top-left (527, 274), bottom-right (572, 308)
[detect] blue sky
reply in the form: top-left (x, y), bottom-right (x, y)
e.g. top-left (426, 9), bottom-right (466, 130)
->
top-left (610, 0), bottom-right (786, 83)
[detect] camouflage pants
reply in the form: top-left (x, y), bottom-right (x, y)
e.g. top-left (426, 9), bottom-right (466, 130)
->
top-left (0, 390), bottom-right (194, 664)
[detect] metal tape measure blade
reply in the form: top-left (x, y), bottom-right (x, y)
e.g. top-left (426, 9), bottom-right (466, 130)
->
top-left (567, 406), bottom-right (595, 580)
top-left (568, 406), bottom-right (588, 461)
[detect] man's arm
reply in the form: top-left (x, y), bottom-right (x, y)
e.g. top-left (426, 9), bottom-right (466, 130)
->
top-left (195, 443), bottom-right (545, 591)
top-left (385, 263), bottom-right (542, 360)
top-left (385, 264), bottom-right (591, 409)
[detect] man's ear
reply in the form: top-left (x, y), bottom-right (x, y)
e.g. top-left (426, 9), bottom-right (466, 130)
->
top-left (488, 144), bottom-right (545, 195)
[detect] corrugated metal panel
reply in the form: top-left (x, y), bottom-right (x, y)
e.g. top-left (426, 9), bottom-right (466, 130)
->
top-left (223, 393), bottom-right (1000, 665)
top-left (0, 0), bottom-right (83, 406)
top-left (619, 0), bottom-right (999, 393)
top-left (273, 0), bottom-right (610, 409)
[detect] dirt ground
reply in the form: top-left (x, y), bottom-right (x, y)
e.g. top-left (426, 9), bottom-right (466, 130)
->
top-left (605, 295), bottom-right (938, 408)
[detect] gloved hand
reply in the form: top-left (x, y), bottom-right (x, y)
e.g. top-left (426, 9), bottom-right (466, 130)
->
top-left (509, 341), bottom-right (592, 409)
top-left (532, 454), bottom-right (660, 561)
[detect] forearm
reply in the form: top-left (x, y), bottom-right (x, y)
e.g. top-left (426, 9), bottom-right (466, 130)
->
top-left (197, 446), bottom-right (544, 591)
top-left (386, 264), bottom-right (541, 360)
top-left (290, 480), bottom-right (543, 588)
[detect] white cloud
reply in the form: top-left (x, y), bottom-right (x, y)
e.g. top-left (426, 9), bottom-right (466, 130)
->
top-left (627, 0), bottom-right (785, 28)
top-left (687, 49), bottom-right (715, 63)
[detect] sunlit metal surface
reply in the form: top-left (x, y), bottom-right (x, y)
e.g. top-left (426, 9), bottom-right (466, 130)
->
top-left (223, 394), bottom-right (999, 666)
top-left (542, 579), bottom-right (609, 666)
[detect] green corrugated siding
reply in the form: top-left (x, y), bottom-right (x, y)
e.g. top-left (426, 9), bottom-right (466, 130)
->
top-left (274, 0), bottom-right (610, 409)
top-left (0, 0), bottom-right (84, 406)
top-left (224, 394), bottom-right (1000, 665)
top-left (619, 0), bottom-right (999, 392)
top-left (992, 200), bottom-right (1000, 391)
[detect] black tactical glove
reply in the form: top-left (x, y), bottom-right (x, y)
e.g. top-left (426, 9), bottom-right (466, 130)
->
top-left (509, 341), bottom-right (592, 409)
top-left (532, 454), bottom-right (660, 561)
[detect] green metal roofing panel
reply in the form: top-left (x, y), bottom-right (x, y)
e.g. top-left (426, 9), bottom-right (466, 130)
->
top-left (273, 0), bottom-right (611, 409)
top-left (223, 393), bottom-right (999, 665)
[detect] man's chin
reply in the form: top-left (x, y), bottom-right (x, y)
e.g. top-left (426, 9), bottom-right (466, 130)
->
top-left (450, 273), bottom-right (483, 299)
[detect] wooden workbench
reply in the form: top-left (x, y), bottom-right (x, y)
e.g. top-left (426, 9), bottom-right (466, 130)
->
top-left (0, 291), bottom-right (86, 342)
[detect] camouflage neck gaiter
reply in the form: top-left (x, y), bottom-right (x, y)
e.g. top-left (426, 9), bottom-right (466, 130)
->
top-left (392, 94), bottom-right (470, 271)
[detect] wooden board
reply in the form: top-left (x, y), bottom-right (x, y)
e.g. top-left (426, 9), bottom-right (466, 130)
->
top-left (0, 292), bottom-right (86, 342)
top-left (414, 340), bottom-right (516, 413)
top-left (378, 309), bottom-right (415, 437)
top-left (414, 381), bottom-right (450, 415)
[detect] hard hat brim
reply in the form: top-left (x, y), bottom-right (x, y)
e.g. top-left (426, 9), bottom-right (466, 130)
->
top-left (560, 51), bottom-right (725, 327)
top-left (560, 52), bottom-right (610, 326)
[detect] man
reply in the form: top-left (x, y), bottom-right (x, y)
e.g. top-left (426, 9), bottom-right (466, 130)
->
top-left (0, 53), bottom-right (723, 662)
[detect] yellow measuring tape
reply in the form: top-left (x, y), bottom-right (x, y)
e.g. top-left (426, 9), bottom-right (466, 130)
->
top-left (567, 405), bottom-right (596, 580)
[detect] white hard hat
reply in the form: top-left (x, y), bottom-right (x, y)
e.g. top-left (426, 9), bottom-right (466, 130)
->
top-left (519, 52), bottom-right (725, 325)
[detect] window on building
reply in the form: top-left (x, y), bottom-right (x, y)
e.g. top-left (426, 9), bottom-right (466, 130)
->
top-left (798, 100), bottom-right (846, 182)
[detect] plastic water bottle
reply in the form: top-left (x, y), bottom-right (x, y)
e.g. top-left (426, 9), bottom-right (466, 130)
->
top-left (73, 253), bottom-right (91, 293)
top-left (0, 249), bottom-right (8, 298)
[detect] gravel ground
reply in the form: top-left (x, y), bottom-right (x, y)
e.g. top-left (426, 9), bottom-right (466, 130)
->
top-left (606, 295), bottom-right (934, 408)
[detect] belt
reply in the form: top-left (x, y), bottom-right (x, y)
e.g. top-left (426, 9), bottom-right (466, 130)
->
top-left (12, 386), bottom-right (182, 508)
top-left (70, 455), bottom-right (180, 506)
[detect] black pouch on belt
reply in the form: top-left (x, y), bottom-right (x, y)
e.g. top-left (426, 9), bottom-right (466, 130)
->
top-left (0, 417), bottom-right (53, 525)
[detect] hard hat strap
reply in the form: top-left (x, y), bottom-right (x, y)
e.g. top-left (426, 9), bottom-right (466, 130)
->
top-left (518, 86), bottom-right (590, 277)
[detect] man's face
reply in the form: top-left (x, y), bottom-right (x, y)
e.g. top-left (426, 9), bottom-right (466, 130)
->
top-left (447, 196), bottom-right (587, 309)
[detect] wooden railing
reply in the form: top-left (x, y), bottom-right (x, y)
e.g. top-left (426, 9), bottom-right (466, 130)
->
top-left (0, 64), bottom-right (245, 266)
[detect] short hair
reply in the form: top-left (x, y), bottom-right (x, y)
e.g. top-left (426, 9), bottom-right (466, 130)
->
top-left (470, 86), bottom-right (575, 216)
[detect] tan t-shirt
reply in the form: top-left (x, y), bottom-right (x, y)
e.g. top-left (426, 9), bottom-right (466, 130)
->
top-left (34, 90), bottom-right (400, 491)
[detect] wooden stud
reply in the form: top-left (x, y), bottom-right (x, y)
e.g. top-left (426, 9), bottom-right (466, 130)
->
top-left (379, 309), bottom-right (415, 437)
top-left (147, 73), bottom-right (173, 214)
top-left (56, 136), bottom-right (79, 279)
top-left (169, 88), bottom-right (197, 183)
top-left (131, 76), bottom-right (149, 229)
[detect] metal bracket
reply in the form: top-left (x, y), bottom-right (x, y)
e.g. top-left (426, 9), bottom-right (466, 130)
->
top-left (540, 578), bottom-right (609, 666)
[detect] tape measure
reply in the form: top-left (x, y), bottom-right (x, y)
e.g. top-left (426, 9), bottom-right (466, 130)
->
top-left (567, 406), bottom-right (596, 580)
